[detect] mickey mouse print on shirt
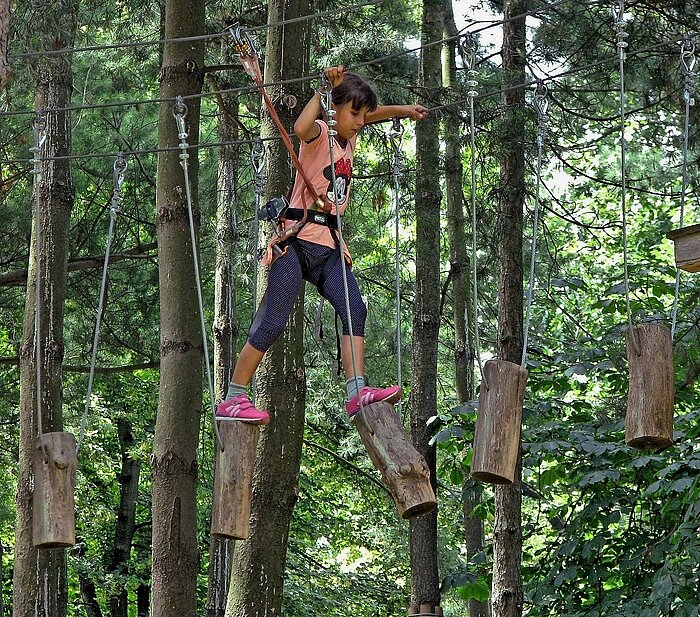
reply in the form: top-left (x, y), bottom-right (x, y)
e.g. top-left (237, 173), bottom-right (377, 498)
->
top-left (323, 157), bottom-right (352, 207)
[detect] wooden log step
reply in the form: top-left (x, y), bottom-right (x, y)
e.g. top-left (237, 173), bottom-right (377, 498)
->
top-left (33, 431), bottom-right (77, 548)
top-left (407, 604), bottom-right (443, 615)
top-left (352, 401), bottom-right (436, 519)
top-left (471, 359), bottom-right (528, 484)
top-left (625, 323), bottom-right (674, 450)
top-left (211, 421), bottom-right (260, 539)
top-left (667, 224), bottom-right (700, 272)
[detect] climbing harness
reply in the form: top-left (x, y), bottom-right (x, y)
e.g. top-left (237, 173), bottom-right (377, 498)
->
top-left (31, 112), bottom-right (48, 457)
top-left (670, 36), bottom-right (696, 340)
top-left (229, 26), bottom-right (334, 263)
top-left (389, 117), bottom-right (404, 415)
top-left (173, 97), bottom-right (223, 450)
top-left (78, 153), bottom-right (128, 454)
top-left (613, 0), bottom-right (640, 354)
top-left (521, 81), bottom-right (548, 369)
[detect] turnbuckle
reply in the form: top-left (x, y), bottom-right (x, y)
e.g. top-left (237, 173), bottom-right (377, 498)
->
top-left (318, 73), bottom-right (337, 138)
top-left (111, 153), bottom-right (128, 217)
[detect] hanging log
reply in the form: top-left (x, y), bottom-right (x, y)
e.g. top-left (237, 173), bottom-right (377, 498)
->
top-left (352, 401), bottom-right (436, 519)
top-left (211, 421), bottom-right (260, 539)
top-left (667, 224), bottom-right (700, 272)
top-left (407, 604), bottom-right (443, 616)
top-left (625, 323), bottom-right (674, 450)
top-left (471, 359), bottom-right (528, 484)
top-left (33, 431), bottom-right (77, 548)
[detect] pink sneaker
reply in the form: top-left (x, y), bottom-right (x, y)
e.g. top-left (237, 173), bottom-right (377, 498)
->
top-left (345, 385), bottom-right (402, 418)
top-left (216, 393), bottom-right (270, 425)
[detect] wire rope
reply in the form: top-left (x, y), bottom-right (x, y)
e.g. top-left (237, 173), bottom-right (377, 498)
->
top-left (388, 117), bottom-right (404, 417)
top-left (670, 36), bottom-right (696, 340)
top-left (521, 81), bottom-right (548, 369)
top-left (173, 98), bottom-right (223, 450)
top-left (249, 137), bottom-right (265, 400)
top-left (464, 35), bottom-right (486, 385)
top-left (613, 0), bottom-right (640, 354)
top-left (318, 77), bottom-right (364, 415)
top-left (30, 113), bottom-right (47, 454)
top-left (77, 153), bottom-right (127, 454)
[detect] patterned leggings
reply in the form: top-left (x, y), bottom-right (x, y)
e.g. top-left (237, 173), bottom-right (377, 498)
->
top-left (248, 239), bottom-right (367, 352)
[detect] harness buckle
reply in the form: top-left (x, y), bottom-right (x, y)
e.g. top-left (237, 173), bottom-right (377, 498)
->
top-left (259, 196), bottom-right (289, 222)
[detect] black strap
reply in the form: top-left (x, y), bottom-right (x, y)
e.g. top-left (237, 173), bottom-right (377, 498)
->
top-left (283, 208), bottom-right (338, 229)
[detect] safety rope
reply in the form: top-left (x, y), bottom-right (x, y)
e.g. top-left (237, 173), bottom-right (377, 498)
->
top-left (77, 153), bottom-right (128, 454)
top-left (318, 76), bottom-right (365, 416)
top-left (173, 98), bottom-right (223, 451)
top-left (30, 113), bottom-right (48, 457)
top-left (464, 34), bottom-right (486, 386)
top-left (671, 36), bottom-right (696, 340)
top-left (389, 117), bottom-right (404, 417)
top-left (614, 0), bottom-right (640, 354)
top-left (250, 137), bottom-right (266, 400)
top-left (521, 81), bottom-right (548, 369)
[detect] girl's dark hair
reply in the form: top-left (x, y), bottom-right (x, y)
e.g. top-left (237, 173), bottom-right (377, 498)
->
top-left (331, 71), bottom-right (379, 111)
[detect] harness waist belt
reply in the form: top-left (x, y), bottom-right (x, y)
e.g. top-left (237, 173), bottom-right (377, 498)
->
top-left (284, 208), bottom-right (338, 229)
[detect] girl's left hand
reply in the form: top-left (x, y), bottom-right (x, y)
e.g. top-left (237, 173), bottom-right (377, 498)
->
top-left (404, 104), bottom-right (430, 121)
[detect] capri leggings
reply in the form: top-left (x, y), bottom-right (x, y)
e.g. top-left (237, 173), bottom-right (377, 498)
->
top-left (248, 238), bottom-right (367, 352)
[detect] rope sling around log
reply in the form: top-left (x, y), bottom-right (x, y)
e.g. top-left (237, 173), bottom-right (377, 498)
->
top-left (468, 35), bottom-right (528, 485)
top-left (30, 113), bottom-right (77, 549)
top-left (612, 2), bottom-right (674, 450)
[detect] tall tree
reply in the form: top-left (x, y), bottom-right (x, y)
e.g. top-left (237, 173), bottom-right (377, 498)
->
top-left (409, 0), bottom-right (444, 608)
top-left (0, 0), bottom-right (11, 89)
top-left (151, 0), bottom-right (205, 614)
top-left (13, 0), bottom-right (78, 614)
top-left (226, 0), bottom-right (311, 614)
top-left (442, 3), bottom-right (487, 616)
top-left (492, 0), bottom-right (526, 615)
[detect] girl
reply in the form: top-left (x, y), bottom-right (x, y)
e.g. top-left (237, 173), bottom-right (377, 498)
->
top-left (216, 66), bottom-right (428, 424)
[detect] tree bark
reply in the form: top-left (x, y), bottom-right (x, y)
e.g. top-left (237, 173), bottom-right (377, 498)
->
top-left (493, 0), bottom-right (527, 615)
top-left (108, 418), bottom-right (141, 617)
top-left (151, 0), bottom-right (205, 615)
top-left (409, 0), bottom-right (444, 608)
top-left (79, 575), bottom-right (104, 617)
top-left (13, 1), bottom-right (78, 613)
top-left (0, 0), bottom-right (12, 89)
top-left (226, 1), bottom-right (310, 614)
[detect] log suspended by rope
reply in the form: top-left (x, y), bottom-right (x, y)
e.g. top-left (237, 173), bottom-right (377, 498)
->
top-left (352, 401), bottom-right (436, 519)
top-left (211, 421), bottom-right (260, 539)
top-left (471, 359), bottom-right (528, 485)
top-left (667, 224), bottom-right (700, 273)
top-left (33, 431), bottom-right (77, 548)
top-left (625, 323), bottom-right (674, 450)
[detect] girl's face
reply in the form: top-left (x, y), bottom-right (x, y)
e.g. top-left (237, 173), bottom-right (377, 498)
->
top-left (333, 102), bottom-right (370, 141)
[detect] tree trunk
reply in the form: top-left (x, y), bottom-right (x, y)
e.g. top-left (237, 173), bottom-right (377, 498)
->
top-left (493, 0), bottom-right (527, 615)
top-left (79, 575), bottom-right (104, 617)
top-left (108, 418), bottom-right (141, 617)
top-left (0, 0), bottom-right (11, 89)
top-left (442, 4), bottom-right (487, 616)
top-left (151, 0), bottom-right (205, 615)
top-left (205, 28), bottom-right (240, 617)
top-left (226, 1), bottom-right (310, 614)
top-left (409, 0), bottom-right (444, 608)
top-left (13, 2), bottom-right (77, 614)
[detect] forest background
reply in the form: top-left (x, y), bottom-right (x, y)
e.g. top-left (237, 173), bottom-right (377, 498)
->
top-left (0, 0), bottom-right (699, 615)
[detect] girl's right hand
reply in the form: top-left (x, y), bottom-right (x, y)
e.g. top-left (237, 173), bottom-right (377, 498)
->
top-left (323, 65), bottom-right (346, 88)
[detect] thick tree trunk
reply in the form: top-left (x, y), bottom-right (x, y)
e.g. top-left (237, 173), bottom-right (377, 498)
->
top-left (13, 3), bottom-right (77, 613)
top-left (151, 1), bottom-right (205, 615)
top-left (493, 0), bottom-right (527, 615)
top-left (442, 4), bottom-right (487, 616)
top-left (79, 575), bottom-right (104, 617)
top-left (108, 418), bottom-right (141, 617)
top-left (206, 32), bottom-right (240, 617)
top-left (226, 0), bottom-right (311, 615)
top-left (409, 0), bottom-right (444, 608)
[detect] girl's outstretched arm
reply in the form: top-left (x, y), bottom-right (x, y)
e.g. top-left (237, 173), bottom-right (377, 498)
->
top-left (366, 104), bottom-right (429, 124)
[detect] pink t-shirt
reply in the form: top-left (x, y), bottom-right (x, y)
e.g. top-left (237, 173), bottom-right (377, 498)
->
top-left (285, 120), bottom-right (356, 260)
